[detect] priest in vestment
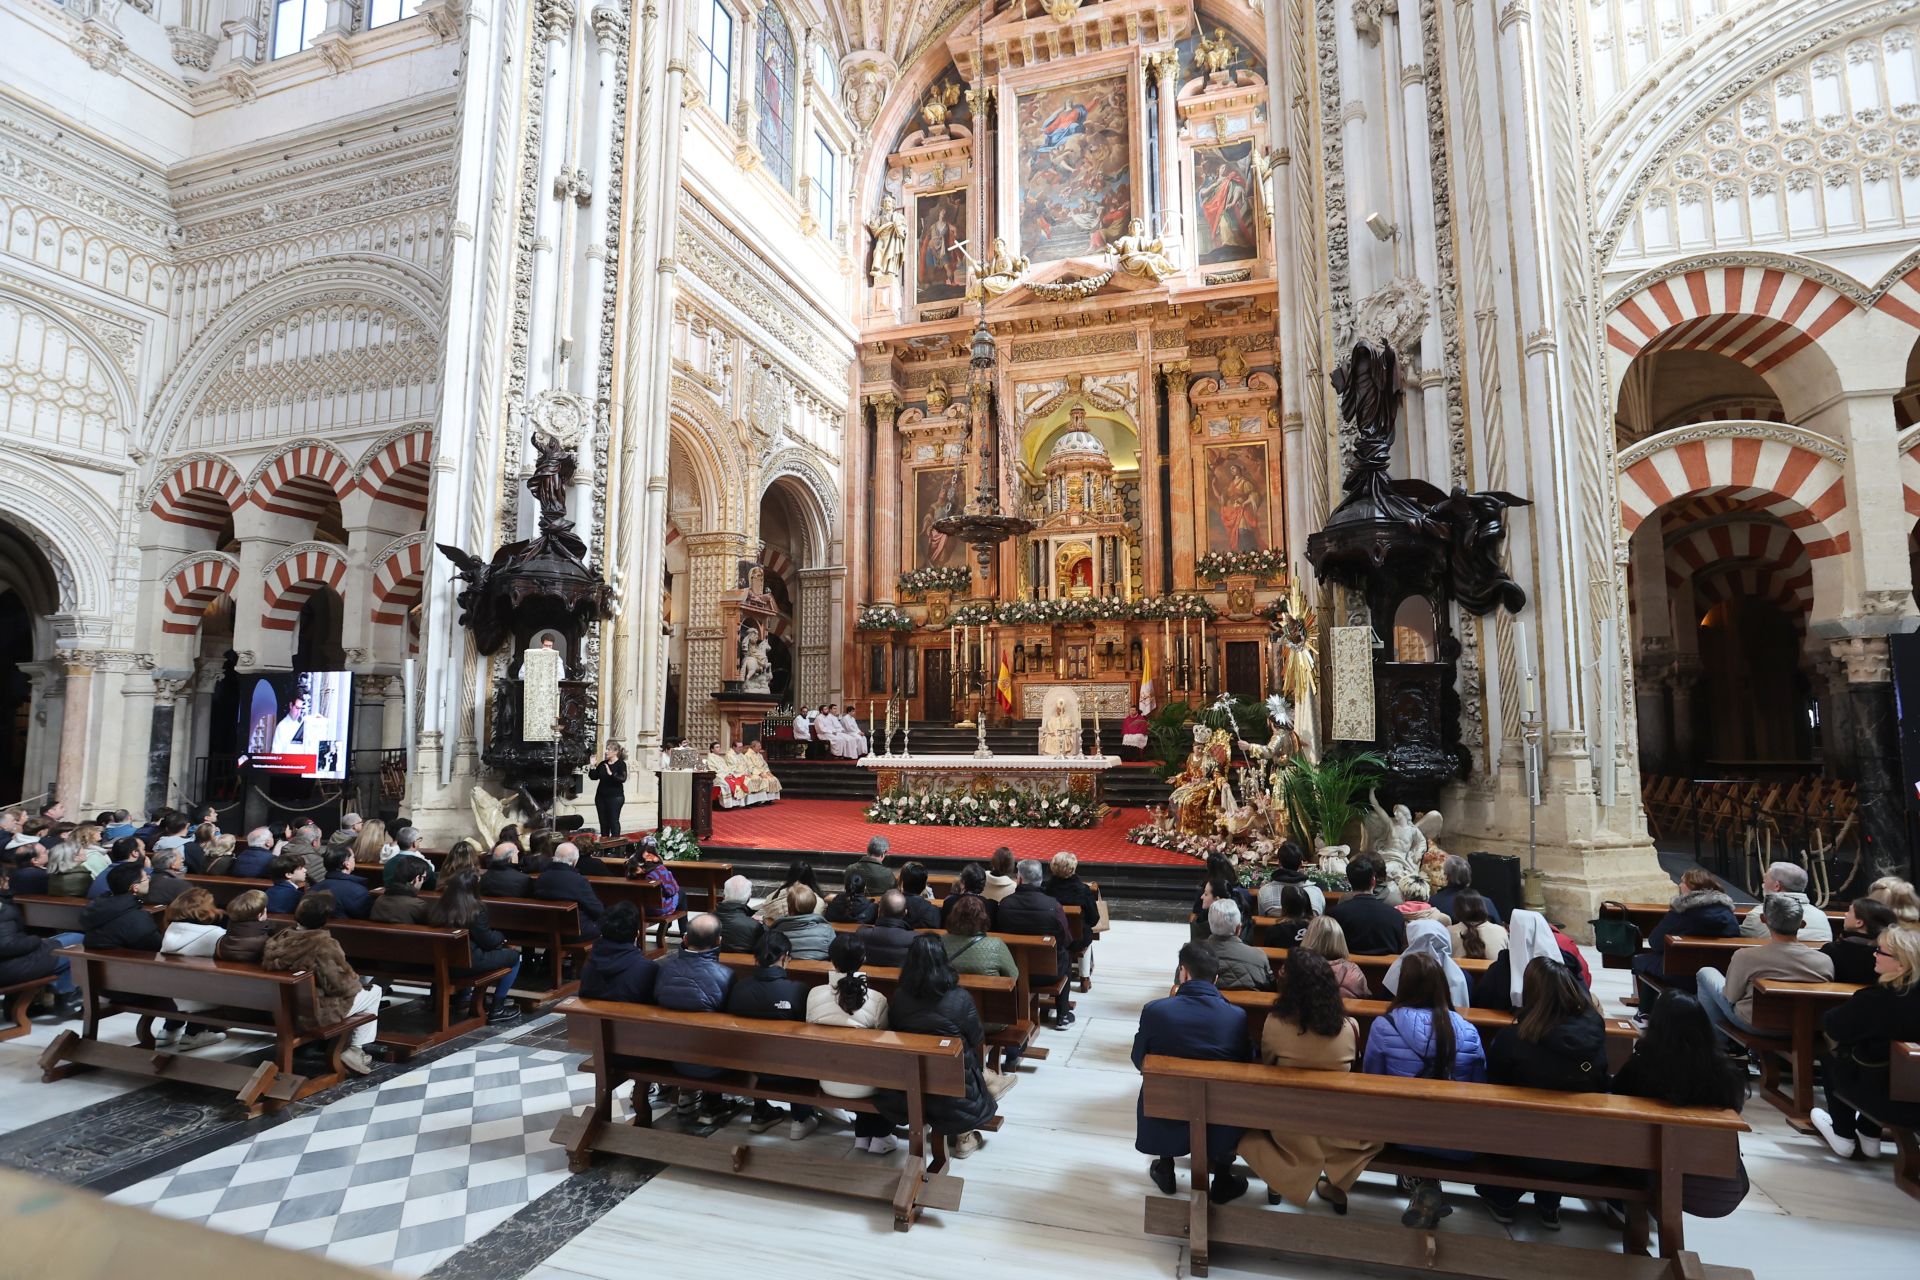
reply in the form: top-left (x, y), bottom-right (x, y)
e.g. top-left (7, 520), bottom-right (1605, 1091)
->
top-left (834, 706), bottom-right (869, 757)
top-left (704, 741), bottom-right (750, 807)
top-left (724, 741), bottom-right (772, 803)
top-left (745, 742), bottom-right (783, 798)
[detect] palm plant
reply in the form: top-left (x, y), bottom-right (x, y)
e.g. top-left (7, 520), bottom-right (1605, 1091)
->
top-left (1279, 751), bottom-right (1386, 850)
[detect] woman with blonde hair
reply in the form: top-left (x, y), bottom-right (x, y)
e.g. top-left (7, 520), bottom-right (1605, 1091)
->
top-left (71, 823), bottom-right (108, 875)
top-left (1301, 916), bottom-right (1369, 999)
top-left (1810, 925), bottom-right (1920, 1158)
top-left (350, 818), bottom-right (389, 867)
top-left (202, 832), bottom-right (238, 876)
top-left (1868, 877), bottom-right (1920, 924)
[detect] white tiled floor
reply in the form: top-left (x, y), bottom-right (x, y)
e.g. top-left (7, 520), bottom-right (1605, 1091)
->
top-left (536, 920), bottom-right (1920, 1280)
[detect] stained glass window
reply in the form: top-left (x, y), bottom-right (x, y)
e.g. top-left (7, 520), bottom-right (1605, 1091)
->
top-left (755, 5), bottom-right (796, 189)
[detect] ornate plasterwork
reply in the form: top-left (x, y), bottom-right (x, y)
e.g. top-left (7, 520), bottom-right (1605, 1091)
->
top-left (1601, 250), bottom-right (1875, 311)
top-left (529, 389), bottom-right (595, 449)
top-left (1615, 420), bottom-right (1850, 472)
top-left (165, 26), bottom-right (219, 71)
top-left (1352, 274), bottom-right (1433, 355)
top-left (1317, 0), bottom-right (1353, 342)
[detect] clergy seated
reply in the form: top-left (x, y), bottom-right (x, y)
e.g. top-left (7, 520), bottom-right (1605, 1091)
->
top-left (704, 743), bottom-right (754, 809)
top-left (742, 743), bottom-right (782, 801)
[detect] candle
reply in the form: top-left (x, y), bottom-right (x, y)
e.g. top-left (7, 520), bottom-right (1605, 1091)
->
top-left (1094, 700), bottom-right (1102, 754)
top-left (1517, 626), bottom-right (1537, 716)
top-left (1200, 618), bottom-right (1208, 695)
top-left (1181, 617), bottom-right (1189, 691)
top-left (869, 700), bottom-right (875, 751)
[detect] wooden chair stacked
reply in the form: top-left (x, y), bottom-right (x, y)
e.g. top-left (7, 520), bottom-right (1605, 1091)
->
top-left (1139, 1054), bottom-right (1753, 1279)
top-left (1872, 1042), bottom-right (1920, 1201)
top-left (551, 999), bottom-right (970, 1230)
top-left (37, 947), bottom-right (377, 1116)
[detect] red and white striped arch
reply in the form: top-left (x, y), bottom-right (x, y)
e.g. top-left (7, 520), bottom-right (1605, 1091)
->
top-left (371, 536), bottom-right (427, 627)
top-left (1875, 263), bottom-right (1920, 330)
top-left (160, 553), bottom-right (241, 635)
top-left (261, 544), bottom-right (348, 632)
top-left (251, 441), bottom-right (353, 522)
top-left (1607, 266), bottom-right (1857, 374)
top-left (1617, 428), bottom-right (1851, 559)
top-left (357, 428), bottom-right (433, 516)
top-left (1664, 520), bottom-right (1812, 616)
top-left (1899, 430), bottom-right (1920, 515)
top-left (149, 457), bottom-right (244, 531)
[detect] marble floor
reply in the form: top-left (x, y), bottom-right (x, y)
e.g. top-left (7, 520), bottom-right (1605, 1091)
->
top-left (0, 920), bottom-right (1913, 1278)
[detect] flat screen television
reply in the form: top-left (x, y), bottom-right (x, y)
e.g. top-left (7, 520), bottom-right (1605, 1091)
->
top-left (237, 671), bottom-right (353, 780)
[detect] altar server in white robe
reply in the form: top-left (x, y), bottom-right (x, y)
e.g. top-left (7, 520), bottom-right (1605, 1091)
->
top-left (819, 705), bottom-right (857, 758)
top-left (835, 706), bottom-right (869, 757)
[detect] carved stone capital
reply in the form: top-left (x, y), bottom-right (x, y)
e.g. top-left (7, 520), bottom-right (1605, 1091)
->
top-left (590, 3), bottom-right (627, 48)
top-left (1352, 0), bottom-right (1398, 44)
top-left (1830, 635), bottom-right (1891, 685)
top-left (537, 0), bottom-right (577, 43)
top-left (311, 30), bottom-right (353, 75)
top-left (869, 392), bottom-right (901, 427)
top-left (166, 26), bottom-right (219, 71)
top-left (221, 69), bottom-right (259, 103)
top-left (418, 0), bottom-right (466, 42)
top-left (1161, 359), bottom-right (1192, 397)
top-left (151, 675), bottom-right (195, 707)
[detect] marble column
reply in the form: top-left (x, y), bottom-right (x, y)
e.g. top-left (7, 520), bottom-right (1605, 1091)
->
top-left (1632, 647), bottom-right (1673, 775)
top-left (870, 394), bottom-right (901, 598)
top-left (54, 652), bottom-right (95, 811)
top-left (16, 661), bottom-right (59, 804)
top-left (1667, 655), bottom-right (1703, 776)
top-left (1161, 362), bottom-right (1193, 591)
top-left (1150, 50), bottom-right (1183, 254)
top-left (1832, 636), bottom-right (1908, 875)
top-left (146, 674), bottom-right (193, 815)
top-left (528, 0), bottom-right (579, 393)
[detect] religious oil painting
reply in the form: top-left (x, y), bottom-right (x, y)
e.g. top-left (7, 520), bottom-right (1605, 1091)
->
top-left (1203, 442), bottom-right (1268, 554)
top-left (1014, 72), bottom-right (1134, 263)
top-left (915, 466), bottom-right (967, 568)
top-left (1193, 141), bottom-right (1258, 265)
top-left (914, 188), bottom-right (969, 304)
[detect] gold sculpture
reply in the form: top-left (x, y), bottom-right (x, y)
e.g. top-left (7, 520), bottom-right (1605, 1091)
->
top-left (922, 82), bottom-right (962, 130)
top-left (1196, 27), bottom-right (1237, 81)
top-left (956, 236), bottom-right (1031, 299)
top-left (1108, 218), bottom-right (1178, 281)
top-left (1045, 0), bottom-right (1083, 21)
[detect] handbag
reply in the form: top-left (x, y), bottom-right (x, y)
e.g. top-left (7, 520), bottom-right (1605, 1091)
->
top-left (1589, 901), bottom-right (1642, 958)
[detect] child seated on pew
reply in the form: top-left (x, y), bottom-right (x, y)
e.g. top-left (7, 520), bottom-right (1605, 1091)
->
top-left (262, 892), bottom-right (382, 1076)
top-left (215, 891), bottom-right (273, 964)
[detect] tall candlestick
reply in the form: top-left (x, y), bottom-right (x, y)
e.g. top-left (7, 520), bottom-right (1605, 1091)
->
top-left (1200, 618), bottom-right (1208, 696)
top-left (1181, 617), bottom-right (1189, 692)
top-left (1093, 699), bottom-right (1102, 754)
top-left (1163, 618), bottom-right (1171, 691)
top-left (868, 700), bottom-right (875, 754)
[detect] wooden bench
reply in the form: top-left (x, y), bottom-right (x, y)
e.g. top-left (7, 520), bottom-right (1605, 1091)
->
top-left (662, 859), bottom-right (734, 914)
top-left (703, 953), bottom-right (1028, 1045)
top-left (584, 876), bottom-right (678, 947)
top-left (1724, 979), bottom-right (1863, 1131)
top-left (181, 874), bottom-right (274, 908)
top-left (0, 975), bottom-right (57, 1042)
top-left (825, 920), bottom-right (1067, 1039)
top-left (551, 998), bottom-right (970, 1229)
top-left (1219, 990), bottom-right (1642, 1073)
top-left (1256, 945), bottom-right (1494, 998)
top-left (310, 918), bottom-right (512, 1056)
top-left (39, 946), bottom-right (376, 1115)
top-left (1599, 902), bottom-right (1848, 970)
top-left (456, 896), bottom-right (585, 997)
top-left (1885, 1042), bottom-right (1920, 1201)
top-left (1139, 1053), bottom-right (1752, 1278)
top-left (12, 894), bottom-right (147, 936)
top-left (1654, 935), bottom-right (1765, 979)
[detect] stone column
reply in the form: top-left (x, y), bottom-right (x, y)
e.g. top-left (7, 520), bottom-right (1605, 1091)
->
top-left (16, 661), bottom-right (60, 804)
top-left (1161, 362), bottom-right (1193, 590)
top-left (54, 652), bottom-right (96, 811)
top-left (869, 394), bottom-right (901, 597)
top-left (1831, 636), bottom-right (1908, 875)
top-left (1150, 50), bottom-right (1184, 255)
top-left (1667, 655), bottom-right (1703, 776)
top-left (1632, 647), bottom-right (1673, 775)
top-left (529, 0), bottom-right (579, 392)
top-left (731, 6), bottom-right (759, 167)
top-left (147, 674), bottom-right (194, 814)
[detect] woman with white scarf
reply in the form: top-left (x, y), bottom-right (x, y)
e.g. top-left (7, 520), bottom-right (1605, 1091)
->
top-left (1471, 909), bottom-right (1582, 1013)
top-left (1383, 919), bottom-right (1470, 1008)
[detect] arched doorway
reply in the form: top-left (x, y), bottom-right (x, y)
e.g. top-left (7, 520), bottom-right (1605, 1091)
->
top-left (0, 520), bottom-right (60, 804)
top-left (758, 473), bottom-right (831, 710)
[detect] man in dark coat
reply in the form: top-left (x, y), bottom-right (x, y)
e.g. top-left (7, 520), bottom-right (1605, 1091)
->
top-left (80, 863), bottom-right (163, 951)
top-left (654, 913), bottom-right (735, 1123)
top-left (319, 848), bottom-right (374, 918)
top-left (1329, 854), bottom-right (1407, 954)
top-left (579, 903), bottom-right (658, 1002)
top-left (853, 891), bottom-right (919, 969)
top-left (87, 836), bottom-right (148, 900)
top-left (0, 863), bottom-right (80, 1016)
top-left (480, 842), bottom-right (535, 898)
top-left (715, 876), bottom-right (766, 953)
top-left (724, 931), bottom-right (816, 1137)
top-left (1131, 942), bottom-right (1250, 1202)
top-left (9, 843), bottom-right (50, 898)
top-left (231, 828), bottom-right (276, 880)
top-left (995, 860), bottom-right (1076, 1020)
top-left (536, 842), bottom-right (606, 939)
top-left (140, 849), bottom-right (194, 907)
top-left (897, 862), bottom-right (943, 929)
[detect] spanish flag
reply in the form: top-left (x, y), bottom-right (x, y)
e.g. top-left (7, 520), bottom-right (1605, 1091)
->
top-left (996, 651), bottom-right (1014, 713)
top-left (1139, 640), bottom-right (1156, 714)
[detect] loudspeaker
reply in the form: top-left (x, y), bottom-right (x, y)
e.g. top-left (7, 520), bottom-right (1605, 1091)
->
top-left (1469, 850), bottom-right (1523, 922)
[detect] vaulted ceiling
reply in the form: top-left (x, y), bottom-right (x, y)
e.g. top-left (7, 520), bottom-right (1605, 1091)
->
top-left (823, 0), bottom-right (981, 70)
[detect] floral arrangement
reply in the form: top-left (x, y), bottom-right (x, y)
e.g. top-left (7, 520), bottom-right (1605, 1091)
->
top-left (866, 787), bottom-right (1100, 829)
top-left (1130, 593), bottom-right (1218, 620)
top-left (1195, 549), bottom-right (1288, 581)
top-left (855, 603), bottom-right (917, 631)
top-left (994, 597), bottom-right (1080, 625)
top-left (1125, 814), bottom-right (1277, 876)
top-left (948, 600), bottom-right (998, 626)
top-left (898, 565), bottom-right (971, 596)
top-left (654, 825), bottom-right (702, 861)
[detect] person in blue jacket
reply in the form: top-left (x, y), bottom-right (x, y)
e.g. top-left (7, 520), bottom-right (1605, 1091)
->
top-left (262, 854), bottom-right (307, 914)
top-left (1630, 868), bottom-right (1741, 1001)
top-left (1362, 950), bottom-right (1488, 1228)
top-left (318, 848), bottom-right (374, 919)
top-left (1132, 942), bottom-right (1252, 1203)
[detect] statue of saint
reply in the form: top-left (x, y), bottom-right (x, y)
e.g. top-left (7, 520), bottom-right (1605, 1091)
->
top-left (866, 195), bottom-right (908, 284)
top-left (1109, 219), bottom-right (1178, 281)
top-left (738, 623), bottom-right (773, 694)
top-left (1037, 686), bottom-right (1083, 756)
top-left (957, 237), bottom-right (1030, 299)
top-left (526, 432), bottom-right (576, 526)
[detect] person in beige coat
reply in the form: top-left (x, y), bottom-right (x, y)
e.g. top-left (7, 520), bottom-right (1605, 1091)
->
top-left (1236, 949), bottom-right (1382, 1210)
top-left (1300, 916), bottom-right (1370, 1000)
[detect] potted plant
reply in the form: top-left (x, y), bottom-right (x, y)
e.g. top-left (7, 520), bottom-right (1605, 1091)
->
top-left (1278, 750), bottom-right (1386, 864)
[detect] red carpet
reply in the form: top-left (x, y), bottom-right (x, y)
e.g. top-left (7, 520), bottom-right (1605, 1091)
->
top-left (704, 798), bottom-right (1200, 867)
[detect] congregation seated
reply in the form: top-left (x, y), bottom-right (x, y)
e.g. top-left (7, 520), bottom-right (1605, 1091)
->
top-left (725, 930), bottom-right (818, 1139)
top-left (1809, 923), bottom-right (1920, 1159)
top-left (1697, 895), bottom-right (1833, 1049)
top-left (140, 847), bottom-right (193, 907)
top-left (283, 821), bottom-right (324, 882)
top-left (628, 840), bottom-right (680, 913)
top-left (480, 841), bottom-right (535, 898)
top-left (754, 860), bottom-right (823, 926)
top-left (428, 870), bottom-right (523, 1024)
top-left (1328, 854), bottom-right (1406, 955)
top-left (87, 836), bottom-right (147, 900)
top-left (536, 841), bottom-right (606, 938)
top-left (824, 873), bottom-right (877, 925)
top-left (1133, 941), bottom-right (1250, 1200)
top-left (1301, 916), bottom-right (1369, 999)
top-left (1446, 890), bottom-right (1506, 962)
top-left (1197, 899), bottom-right (1272, 992)
top-left (1384, 919), bottom-right (1469, 1006)
top-left (1362, 950), bottom-right (1487, 1227)
top-left (1470, 909), bottom-right (1587, 1012)
top-left (769, 885), bottom-right (833, 959)
top-left (1261, 883), bottom-right (1315, 950)
top-left (0, 861), bottom-right (81, 1018)
top-left (1427, 854), bottom-right (1503, 925)
top-left (579, 902), bottom-right (657, 1002)
top-left (158, 887), bottom-right (227, 1049)
top-left (845, 837), bottom-right (895, 894)
top-left (45, 841), bottom-right (91, 898)
top-left (317, 848), bottom-right (372, 918)
top-left (1190, 854), bottom-right (1254, 942)
top-left (1827, 898), bottom-right (1898, 985)
top-left (1611, 990), bottom-right (1752, 1219)
top-left (215, 890), bottom-right (272, 964)
top-left (261, 892), bottom-right (382, 1075)
top-left (852, 890), bottom-right (918, 968)
top-left (9, 841), bottom-right (49, 901)
top-left (264, 854), bottom-right (308, 915)
top-left (1234, 948), bottom-right (1377, 1212)
top-left (716, 875), bottom-right (766, 953)
top-left (942, 895), bottom-right (1019, 1036)
top-left (896, 862), bottom-right (942, 930)
top-left (939, 863), bottom-right (997, 930)
top-left (81, 862), bottom-right (161, 951)
top-left (807, 935), bottom-right (895, 1152)
top-left (148, 814), bottom-right (195, 876)
top-left (231, 828), bottom-right (275, 880)
top-left (349, 818), bottom-right (392, 869)
top-left (877, 935), bottom-right (998, 1158)
top-left (983, 848), bottom-right (1018, 903)
top-left (1738, 861), bottom-right (1832, 942)
top-left (1043, 851), bottom-right (1102, 949)
top-left (1256, 841), bottom-right (1324, 917)
top-left (370, 854), bottom-right (431, 923)
top-left (997, 859), bottom-right (1078, 1003)
top-left (437, 839), bottom-right (482, 885)
top-left (1634, 867), bottom-right (1749, 992)
top-left (198, 832), bottom-right (237, 876)
top-left (1869, 876), bottom-right (1920, 923)
top-left (655, 913), bottom-right (733, 1124)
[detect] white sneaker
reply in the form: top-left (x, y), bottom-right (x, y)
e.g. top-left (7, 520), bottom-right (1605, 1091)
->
top-left (984, 1069), bottom-right (1016, 1099)
top-left (1859, 1132), bottom-right (1884, 1159)
top-left (851, 1136), bottom-right (872, 1153)
top-left (339, 1046), bottom-right (375, 1076)
top-left (154, 1026), bottom-right (181, 1047)
top-left (176, 1030), bottom-right (225, 1051)
top-left (1810, 1108), bottom-right (1857, 1158)
top-left (789, 1115), bottom-right (819, 1140)
top-left (866, 1134), bottom-right (898, 1155)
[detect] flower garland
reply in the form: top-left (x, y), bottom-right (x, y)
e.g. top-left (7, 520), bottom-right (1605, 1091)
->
top-left (948, 600), bottom-right (998, 626)
top-left (1195, 549), bottom-right (1288, 581)
top-left (855, 603), bottom-right (917, 631)
top-left (898, 565), bottom-right (971, 596)
top-left (866, 787), bottom-right (1100, 829)
top-left (1130, 593), bottom-right (1218, 620)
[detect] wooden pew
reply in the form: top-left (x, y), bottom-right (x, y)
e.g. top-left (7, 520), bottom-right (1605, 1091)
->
top-left (12, 894), bottom-right (139, 936)
top-left (1656, 935), bottom-right (1765, 979)
top-left (826, 920), bottom-right (1066, 1040)
top-left (704, 953), bottom-right (1026, 1041)
top-left (0, 975), bottom-right (56, 1042)
top-left (1599, 901), bottom-right (1849, 970)
top-left (585, 876), bottom-right (675, 947)
top-left (1220, 990), bottom-right (1640, 1073)
top-left (551, 998), bottom-right (970, 1229)
top-left (312, 918), bottom-right (513, 1056)
top-left (1255, 946), bottom-right (1494, 999)
top-left (182, 874), bottom-right (273, 908)
top-left (450, 896), bottom-right (585, 997)
top-left (662, 860), bottom-right (735, 914)
top-left (1888, 1042), bottom-right (1920, 1201)
top-left (1731, 979), bottom-right (1864, 1130)
top-left (1139, 1053), bottom-right (1752, 1278)
top-left (38, 946), bottom-right (376, 1115)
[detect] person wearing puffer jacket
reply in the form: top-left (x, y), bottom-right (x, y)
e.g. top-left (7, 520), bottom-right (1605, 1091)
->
top-left (1631, 868), bottom-right (1741, 1000)
top-left (769, 885), bottom-right (834, 960)
top-left (1362, 952), bottom-right (1487, 1229)
top-left (157, 888), bottom-right (229, 1049)
top-left (653, 913), bottom-right (735, 1125)
top-left (578, 903), bottom-right (658, 1003)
